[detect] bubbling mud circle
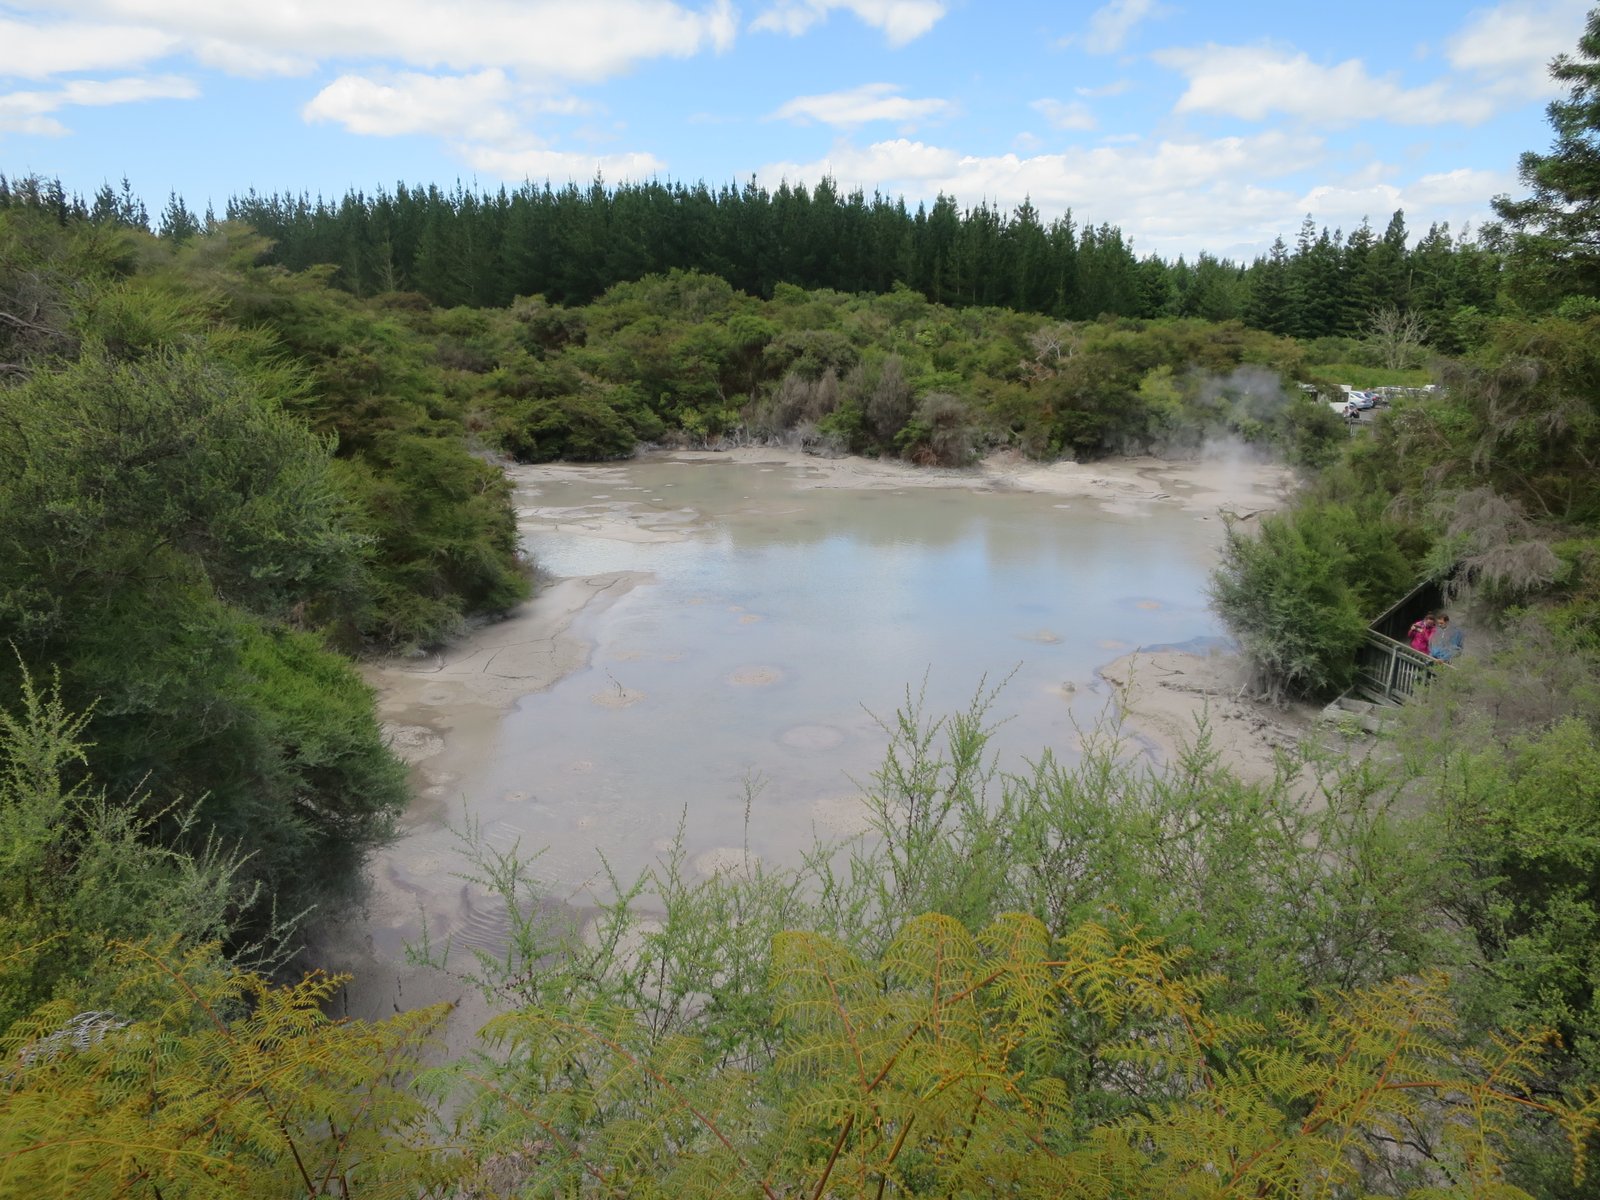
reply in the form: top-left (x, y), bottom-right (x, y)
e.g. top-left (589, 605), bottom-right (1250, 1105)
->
top-left (1021, 629), bottom-right (1063, 644)
top-left (693, 846), bottom-right (761, 879)
top-left (726, 666), bottom-right (783, 687)
top-left (809, 793), bottom-right (877, 837)
top-left (779, 723), bottom-right (846, 750)
top-left (383, 723), bottom-right (445, 764)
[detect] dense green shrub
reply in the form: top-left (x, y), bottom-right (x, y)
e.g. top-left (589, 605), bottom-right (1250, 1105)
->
top-left (1210, 501), bottom-right (1416, 700)
top-left (496, 391), bottom-right (640, 462)
top-left (195, 252), bottom-right (530, 645)
top-left (0, 342), bottom-right (408, 942)
top-left (0, 671), bottom-right (244, 1027)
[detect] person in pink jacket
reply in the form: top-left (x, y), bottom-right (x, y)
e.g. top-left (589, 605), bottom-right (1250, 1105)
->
top-left (1407, 613), bottom-right (1436, 654)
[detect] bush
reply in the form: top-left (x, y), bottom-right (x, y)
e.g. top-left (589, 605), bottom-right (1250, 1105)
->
top-left (1211, 500), bottom-right (1416, 701)
top-left (497, 391), bottom-right (639, 461)
top-left (0, 672), bottom-right (244, 1027)
top-left (898, 391), bottom-right (978, 466)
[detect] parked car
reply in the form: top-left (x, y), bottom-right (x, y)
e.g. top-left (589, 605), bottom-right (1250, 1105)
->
top-left (1348, 391), bottom-right (1377, 410)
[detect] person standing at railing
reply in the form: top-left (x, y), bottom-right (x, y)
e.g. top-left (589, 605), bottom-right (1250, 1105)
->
top-left (1407, 612), bottom-right (1436, 654)
top-left (1430, 613), bottom-right (1465, 662)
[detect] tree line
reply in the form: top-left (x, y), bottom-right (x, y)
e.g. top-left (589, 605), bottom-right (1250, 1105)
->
top-left (0, 171), bottom-right (1500, 348)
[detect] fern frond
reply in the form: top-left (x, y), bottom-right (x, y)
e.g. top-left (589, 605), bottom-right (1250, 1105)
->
top-left (0, 936), bottom-right (459, 1199)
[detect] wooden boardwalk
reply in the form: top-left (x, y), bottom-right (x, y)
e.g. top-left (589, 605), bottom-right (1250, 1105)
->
top-left (1355, 631), bottom-right (1434, 704)
top-left (1351, 576), bottom-right (1451, 705)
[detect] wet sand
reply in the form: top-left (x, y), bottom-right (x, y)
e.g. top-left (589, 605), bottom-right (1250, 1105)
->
top-left (1097, 647), bottom-right (1317, 785)
top-left (693, 445), bottom-right (1293, 519)
top-left (319, 447), bottom-right (1299, 1044)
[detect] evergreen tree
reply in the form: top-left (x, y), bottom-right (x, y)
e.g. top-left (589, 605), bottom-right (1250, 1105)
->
top-left (1409, 221), bottom-right (1462, 335)
top-left (1135, 254), bottom-right (1178, 318)
top-left (35, 171), bottom-right (1507, 338)
top-left (1074, 222), bottom-right (1140, 318)
top-left (1181, 252), bottom-right (1245, 321)
top-left (1284, 215), bottom-right (1318, 337)
top-left (1491, 6), bottom-right (1600, 303)
top-left (157, 191), bottom-right (200, 245)
top-left (1340, 218), bottom-right (1378, 331)
top-left (1245, 236), bottom-right (1294, 334)
top-left (1367, 209), bottom-right (1412, 312)
top-left (923, 193), bottom-right (962, 304)
top-left (1045, 212), bottom-right (1078, 315)
top-left (1004, 197), bottom-right (1051, 312)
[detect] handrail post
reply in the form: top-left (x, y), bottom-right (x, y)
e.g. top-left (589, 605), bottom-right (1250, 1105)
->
top-left (1357, 629), bottom-right (1432, 705)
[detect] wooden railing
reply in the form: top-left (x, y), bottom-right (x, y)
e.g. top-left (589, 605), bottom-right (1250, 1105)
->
top-left (1354, 631), bottom-right (1434, 704)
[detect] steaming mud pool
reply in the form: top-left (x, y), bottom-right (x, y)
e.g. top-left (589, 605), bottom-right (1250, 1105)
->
top-left (318, 448), bottom-right (1291, 1035)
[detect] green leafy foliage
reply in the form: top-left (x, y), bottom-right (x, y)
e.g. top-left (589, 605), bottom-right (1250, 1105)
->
top-left (0, 341), bottom-right (408, 940)
top-left (0, 940), bottom-right (457, 1199)
top-left (453, 913), bottom-right (1592, 1199)
top-left (0, 670), bottom-right (242, 1029)
top-left (187, 250), bottom-right (530, 645)
top-left (0, 345), bottom-right (364, 628)
top-left (5, 664), bottom-right (1600, 1196)
top-left (1211, 501), bottom-right (1419, 700)
top-left (68, 174), bottom-right (1483, 347)
top-left (1491, 7), bottom-right (1600, 305)
top-left (494, 391), bottom-right (643, 462)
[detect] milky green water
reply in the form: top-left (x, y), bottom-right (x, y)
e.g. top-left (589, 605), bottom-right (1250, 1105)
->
top-left (441, 456), bottom-right (1229, 899)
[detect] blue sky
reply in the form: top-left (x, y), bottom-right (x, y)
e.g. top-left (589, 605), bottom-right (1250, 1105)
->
top-left (0, 0), bottom-right (1591, 261)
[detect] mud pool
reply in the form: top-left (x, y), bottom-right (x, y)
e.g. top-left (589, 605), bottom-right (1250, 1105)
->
top-left (340, 448), bottom-right (1283, 992)
top-left (491, 460), bottom-right (1222, 881)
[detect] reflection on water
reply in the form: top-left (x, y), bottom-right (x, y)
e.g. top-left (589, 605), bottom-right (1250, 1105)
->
top-left (415, 457), bottom-right (1228, 898)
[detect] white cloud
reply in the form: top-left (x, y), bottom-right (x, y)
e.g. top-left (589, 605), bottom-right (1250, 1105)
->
top-left (0, 16), bottom-right (177, 78)
top-left (1077, 79), bottom-right (1131, 98)
top-left (304, 70), bottom-right (525, 142)
top-left (1446, 0), bottom-right (1593, 98)
top-left (58, 75), bottom-right (198, 105)
top-left (1285, 173), bottom-right (1501, 239)
top-left (3, 1), bottom-right (739, 82)
top-left (754, 131), bottom-right (1331, 255)
top-left (1031, 98), bottom-right (1096, 131)
top-left (458, 143), bottom-right (668, 181)
top-left (302, 70), bottom-right (598, 152)
top-left (191, 37), bottom-right (313, 78)
top-left (0, 72), bottom-right (196, 135)
top-left (0, 114), bottom-right (68, 135)
top-left (759, 130), bottom-right (1328, 201)
top-left (1081, 0), bottom-right (1166, 55)
top-left (759, 136), bottom-right (959, 185)
top-left (750, 0), bottom-right (947, 46)
top-left (1406, 166), bottom-right (1517, 207)
top-left (748, 132), bottom-right (1514, 257)
top-left (772, 83), bottom-right (951, 127)
top-left (1155, 43), bottom-right (1499, 126)
top-left (1294, 182), bottom-right (1406, 229)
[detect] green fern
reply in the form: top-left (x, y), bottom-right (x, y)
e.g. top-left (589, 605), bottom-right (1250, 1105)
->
top-left (0, 938), bottom-right (457, 1198)
top-left (452, 914), bottom-right (1597, 1199)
